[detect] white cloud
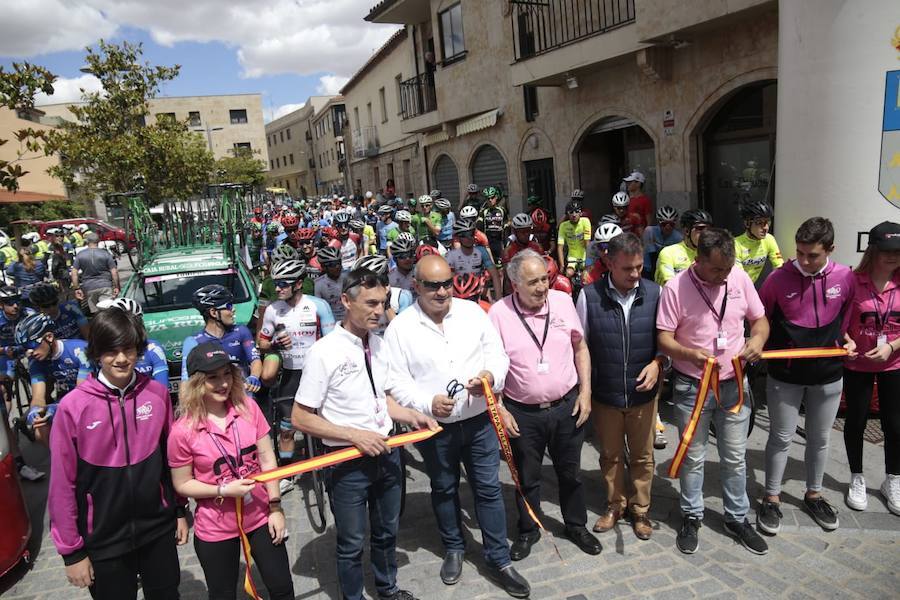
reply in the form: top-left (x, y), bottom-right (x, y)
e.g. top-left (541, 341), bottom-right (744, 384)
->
top-left (265, 102), bottom-right (306, 123)
top-left (35, 74), bottom-right (103, 106)
top-left (317, 75), bottom-right (350, 96)
top-left (0, 0), bottom-right (117, 56)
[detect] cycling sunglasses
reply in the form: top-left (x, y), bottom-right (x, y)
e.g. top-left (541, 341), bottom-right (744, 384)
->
top-left (419, 278), bottom-right (453, 291)
top-left (456, 232), bottom-right (474, 239)
top-left (274, 279), bottom-right (296, 289)
top-left (214, 303), bottom-right (234, 311)
top-left (21, 338), bottom-right (44, 351)
top-left (393, 252), bottom-right (414, 260)
top-left (1, 297), bottom-right (21, 306)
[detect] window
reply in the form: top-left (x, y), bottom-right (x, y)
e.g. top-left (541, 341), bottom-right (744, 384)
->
top-left (270, 160), bottom-right (274, 170)
top-left (156, 112), bottom-right (176, 122)
top-left (354, 107), bottom-right (360, 131)
top-left (289, 153), bottom-right (294, 165)
top-left (229, 109), bottom-right (248, 124)
top-left (374, 166), bottom-right (380, 187)
top-left (395, 74), bottom-right (404, 116)
top-left (267, 135), bottom-right (271, 147)
top-left (367, 103), bottom-right (373, 127)
top-left (524, 85), bottom-right (539, 122)
top-left (276, 157), bottom-right (280, 168)
top-left (188, 111), bottom-right (201, 127)
top-left (280, 131), bottom-right (284, 143)
top-left (379, 87), bottom-right (388, 123)
top-left (331, 149), bottom-right (335, 162)
top-left (439, 3), bottom-right (466, 63)
top-left (387, 162), bottom-right (394, 181)
top-left (233, 142), bottom-right (251, 155)
top-left (286, 180), bottom-right (291, 191)
top-left (286, 128), bottom-right (291, 140)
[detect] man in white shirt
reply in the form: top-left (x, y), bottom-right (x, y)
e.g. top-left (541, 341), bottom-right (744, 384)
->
top-left (383, 255), bottom-right (529, 598)
top-left (293, 267), bottom-right (436, 600)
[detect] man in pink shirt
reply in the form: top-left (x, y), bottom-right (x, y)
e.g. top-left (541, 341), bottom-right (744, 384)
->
top-left (657, 228), bottom-right (770, 556)
top-left (488, 249), bottom-right (600, 560)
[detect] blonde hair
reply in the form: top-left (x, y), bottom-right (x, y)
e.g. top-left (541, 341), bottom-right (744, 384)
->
top-left (176, 363), bottom-right (249, 428)
top-left (19, 247), bottom-right (35, 271)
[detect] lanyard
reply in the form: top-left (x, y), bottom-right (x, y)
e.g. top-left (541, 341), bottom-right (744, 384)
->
top-left (870, 288), bottom-right (895, 332)
top-left (206, 420), bottom-right (243, 479)
top-left (362, 336), bottom-right (377, 398)
top-left (512, 295), bottom-right (550, 359)
top-left (688, 268), bottom-right (727, 328)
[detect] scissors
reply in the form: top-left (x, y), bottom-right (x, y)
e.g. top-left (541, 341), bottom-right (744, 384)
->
top-left (446, 379), bottom-right (466, 405)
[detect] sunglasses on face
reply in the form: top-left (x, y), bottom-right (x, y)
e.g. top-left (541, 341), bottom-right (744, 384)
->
top-left (394, 252), bottom-right (414, 260)
top-left (457, 232), bottom-right (474, 239)
top-left (22, 339), bottom-right (44, 351)
top-left (274, 279), bottom-right (296, 289)
top-left (214, 303), bottom-right (234, 312)
top-left (660, 221), bottom-right (676, 226)
top-left (419, 278), bottom-right (453, 291)
top-left (2, 298), bottom-right (20, 306)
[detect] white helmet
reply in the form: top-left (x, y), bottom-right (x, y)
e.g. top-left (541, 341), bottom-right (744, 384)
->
top-left (365, 191), bottom-right (373, 199)
top-left (612, 192), bottom-right (630, 208)
top-left (460, 205), bottom-right (478, 219)
top-left (22, 232), bottom-right (40, 243)
top-left (77, 224), bottom-right (89, 232)
top-left (394, 210), bottom-right (412, 223)
top-left (595, 223), bottom-right (623, 242)
top-left (511, 213), bottom-right (533, 229)
top-left (62, 223), bottom-right (75, 231)
top-left (0, 233), bottom-right (9, 248)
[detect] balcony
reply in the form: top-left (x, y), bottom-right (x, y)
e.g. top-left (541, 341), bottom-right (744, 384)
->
top-left (352, 126), bottom-right (380, 159)
top-left (399, 72), bottom-right (437, 120)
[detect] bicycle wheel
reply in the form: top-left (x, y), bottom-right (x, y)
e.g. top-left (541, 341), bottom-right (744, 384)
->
top-left (305, 434), bottom-right (327, 528)
top-left (12, 362), bottom-right (34, 443)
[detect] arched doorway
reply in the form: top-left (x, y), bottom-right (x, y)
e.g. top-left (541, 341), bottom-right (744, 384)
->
top-left (432, 154), bottom-right (460, 207)
top-left (700, 80), bottom-right (777, 234)
top-left (574, 116), bottom-right (656, 221)
top-left (470, 145), bottom-right (509, 197)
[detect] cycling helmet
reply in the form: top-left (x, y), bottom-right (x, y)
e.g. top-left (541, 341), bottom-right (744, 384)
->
top-left (511, 213), bottom-right (533, 229)
top-left (271, 244), bottom-right (298, 262)
top-left (317, 246), bottom-right (342, 266)
top-left (271, 259), bottom-right (307, 281)
top-left (0, 286), bottom-right (20, 302)
top-left (418, 194), bottom-right (433, 205)
top-left (253, 206), bottom-right (262, 215)
top-left (453, 219), bottom-right (476, 235)
top-left (321, 227), bottom-right (339, 239)
top-left (571, 189), bottom-right (585, 200)
top-left (434, 198), bottom-right (451, 211)
top-left (281, 214), bottom-right (299, 230)
top-left (62, 223), bottom-right (75, 231)
top-left (681, 208), bottom-right (713, 230)
top-left (452, 273), bottom-right (483, 299)
top-left (15, 313), bottom-right (54, 345)
top-left (333, 212), bottom-right (351, 226)
top-left (397, 231), bottom-right (416, 244)
top-left (266, 222), bottom-right (280, 233)
top-left (595, 223), bottom-right (623, 243)
top-left (527, 195), bottom-right (541, 206)
top-left (656, 205), bottom-right (678, 223)
top-left (192, 284), bottom-right (233, 312)
top-left (460, 205), bottom-right (478, 219)
top-left (391, 237), bottom-right (417, 255)
top-left (22, 232), bottom-right (39, 243)
top-left (599, 213), bottom-right (621, 225)
top-left (46, 228), bottom-right (61, 236)
top-left (108, 297), bottom-right (144, 316)
top-left (394, 210), bottom-right (412, 223)
top-left (544, 255), bottom-right (560, 281)
top-left (466, 183), bottom-right (479, 194)
top-left (354, 254), bottom-right (389, 275)
top-left (0, 233), bottom-right (8, 248)
top-left (611, 191), bottom-right (630, 207)
top-left (378, 204), bottom-right (394, 216)
top-left (349, 219), bottom-right (365, 231)
top-left (250, 221), bottom-right (262, 232)
top-left (415, 244), bottom-right (439, 261)
top-left (740, 201), bottom-right (774, 220)
top-left (482, 186), bottom-right (499, 199)
top-left (365, 191), bottom-right (373, 199)
top-left (429, 189), bottom-right (442, 199)
top-left (28, 283), bottom-right (59, 307)
top-left (77, 224), bottom-right (89, 233)
top-left (531, 209), bottom-right (549, 227)
top-left (565, 200), bottom-right (583, 214)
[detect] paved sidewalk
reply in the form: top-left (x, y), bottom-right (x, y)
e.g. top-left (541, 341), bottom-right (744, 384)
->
top-left (2, 403), bottom-right (898, 599)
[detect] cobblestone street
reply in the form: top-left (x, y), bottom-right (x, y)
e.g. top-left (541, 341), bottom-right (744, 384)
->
top-left (3, 404), bottom-right (899, 599)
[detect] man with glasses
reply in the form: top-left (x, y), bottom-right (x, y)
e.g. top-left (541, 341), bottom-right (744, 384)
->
top-left (411, 194), bottom-right (441, 243)
top-left (388, 237), bottom-right (416, 292)
top-left (642, 205), bottom-right (683, 279)
top-left (383, 255), bottom-right (529, 598)
top-left (293, 267), bottom-right (437, 600)
top-left (445, 220), bottom-right (502, 302)
top-left (28, 283), bottom-right (89, 341)
top-left (735, 201), bottom-right (783, 285)
top-left (655, 209), bottom-right (714, 286)
top-left (557, 200), bottom-right (592, 278)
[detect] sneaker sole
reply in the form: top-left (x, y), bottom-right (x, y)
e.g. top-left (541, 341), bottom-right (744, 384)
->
top-left (805, 504), bottom-right (840, 531)
top-left (882, 492), bottom-right (900, 516)
top-left (676, 539), bottom-right (699, 554)
top-left (845, 494), bottom-right (868, 511)
top-left (755, 517), bottom-right (781, 535)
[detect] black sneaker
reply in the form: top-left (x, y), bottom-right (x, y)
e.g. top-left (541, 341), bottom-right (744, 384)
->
top-left (676, 516), bottom-right (701, 554)
top-left (756, 501), bottom-right (783, 535)
top-left (804, 496), bottom-right (839, 531)
top-left (724, 519), bottom-right (768, 555)
top-left (380, 591), bottom-right (419, 600)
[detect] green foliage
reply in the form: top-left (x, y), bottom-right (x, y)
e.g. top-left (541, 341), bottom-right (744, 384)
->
top-left (213, 147), bottom-right (266, 186)
top-left (0, 62), bottom-right (57, 191)
top-left (0, 198), bottom-right (86, 229)
top-left (44, 40), bottom-right (214, 204)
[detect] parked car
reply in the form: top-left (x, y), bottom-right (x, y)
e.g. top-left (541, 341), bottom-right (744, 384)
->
top-left (37, 218), bottom-right (131, 253)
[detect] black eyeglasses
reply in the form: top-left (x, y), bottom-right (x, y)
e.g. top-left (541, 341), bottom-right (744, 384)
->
top-left (393, 252), bottom-right (414, 260)
top-left (418, 278), bottom-right (453, 291)
top-left (456, 232), bottom-right (474, 239)
top-left (446, 379), bottom-right (465, 400)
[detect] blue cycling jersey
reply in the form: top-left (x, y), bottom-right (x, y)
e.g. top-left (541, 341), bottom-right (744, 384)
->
top-left (180, 325), bottom-right (260, 381)
top-left (49, 301), bottom-right (88, 340)
top-left (29, 339), bottom-right (92, 398)
top-left (136, 339), bottom-right (169, 386)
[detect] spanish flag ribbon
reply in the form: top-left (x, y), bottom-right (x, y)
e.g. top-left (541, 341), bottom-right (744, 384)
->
top-left (235, 427), bottom-right (442, 598)
top-left (667, 347), bottom-right (849, 479)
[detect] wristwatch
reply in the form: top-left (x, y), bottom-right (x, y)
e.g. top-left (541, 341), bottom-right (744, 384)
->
top-left (655, 354), bottom-right (672, 371)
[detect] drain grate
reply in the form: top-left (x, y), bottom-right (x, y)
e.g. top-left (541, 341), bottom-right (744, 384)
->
top-left (832, 417), bottom-right (884, 444)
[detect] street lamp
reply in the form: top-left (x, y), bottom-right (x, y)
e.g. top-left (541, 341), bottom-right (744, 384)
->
top-left (192, 125), bottom-right (224, 153)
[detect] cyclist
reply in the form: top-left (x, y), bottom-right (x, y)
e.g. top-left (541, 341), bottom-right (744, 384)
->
top-left (735, 201), bottom-right (783, 284)
top-left (463, 183), bottom-right (483, 212)
top-left (36, 229), bottom-right (54, 258)
top-left (265, 222), bottom-right (282, 256)
top-left (583, 223), bottom-right (624, 286)
top-left (654, 208), bottom-right (713, 285)
top-left (642, 205), bottom-right (683, 279)
top-left (0, 232), bottom-right (17, 270)
top-left (388, 236), bottom-right (417, 291)
top-left (97, 297), bottom-right (169, 387)
top-left (544, 254), bottom-right (574, 295)
top-left (452, 272), bottom-right (491, 313)
top-left (445, 219), bottom-right (502, 301)
top-left (377, 205), bottom-right (397, 255)
top-left (314, 246), bottom-right (347, 321)
top-left (503, 213), bottom-right (543, 265)
top-left (7, 245), bottom-right (46, 301)
top-left (261, 244), bottom-right (301, 303)
top-left (612, 191), bottom-right (645, 236)
top-left (434, 197), bottom-right (455, 246)
top-left (180, 285), bottom-right (262, 396)
top-left (528, 195), bottom-right (557, 255)
top-left (412, 194), bottom-right (441, 243)
top-left (356, 217), bottom-right (376, 256)
top-left (557, 199), bottom-right (593, 278)
top-left (623, 170), bottom-right (653, 226)
top-left (388, 210), bottom-right (413, 255)
top-left (258, 259), bottom-right (335, 463)
top-left (17, 312), bottom-right (91, 445)
top-left (478, 186), bottom-right (507, 268)
top-left (570, 189), bottom-right (594, 224)
top-left (28, 283), bottom-right (89, 341)
top-left (333, 212), bottom-right (360, 271)
top-left (247, 221), bottom-right (265, 272)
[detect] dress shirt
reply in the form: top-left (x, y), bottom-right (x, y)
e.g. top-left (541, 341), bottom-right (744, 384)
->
top-left (575, 277), bottom-right (639, 345)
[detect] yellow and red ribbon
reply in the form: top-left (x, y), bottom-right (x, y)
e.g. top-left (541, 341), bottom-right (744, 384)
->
top-left (667, 347), bottom-right (849, 479)
top-left (233, 427), bottom-right (442, 599)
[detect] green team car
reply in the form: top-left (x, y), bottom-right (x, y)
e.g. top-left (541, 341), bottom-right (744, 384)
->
top-left (120, 244), bottom-right (259, 396)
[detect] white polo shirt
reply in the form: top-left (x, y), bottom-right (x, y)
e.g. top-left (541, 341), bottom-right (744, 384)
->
top-left (383, 298), bottom-right (509, 423)
top-left (295, 324), bottom-right (392, 446)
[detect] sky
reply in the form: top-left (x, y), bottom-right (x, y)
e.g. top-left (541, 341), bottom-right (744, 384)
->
top-left (0, 0), bottom-right (401, 122)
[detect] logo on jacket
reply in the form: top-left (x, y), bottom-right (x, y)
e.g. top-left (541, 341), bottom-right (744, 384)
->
top-left (136, 401), bottom-right (153, 421)
top-left (786, 292), bottom-right (799, 299)
top-left (826, 284), bottom-right (842, 300)
top-left (86, 420), bottom-right (101, 430)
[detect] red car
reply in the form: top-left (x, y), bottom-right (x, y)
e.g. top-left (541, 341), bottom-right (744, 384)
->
top-left (37, 218), bottom-right (132, 252)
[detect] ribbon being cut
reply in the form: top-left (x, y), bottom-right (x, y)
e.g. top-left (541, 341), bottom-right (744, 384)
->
top-left (667, 347), bottom-right (850, 478)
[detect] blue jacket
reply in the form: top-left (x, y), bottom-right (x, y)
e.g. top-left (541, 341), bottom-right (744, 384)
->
top-left (582, 274), bottom-right (661, 408)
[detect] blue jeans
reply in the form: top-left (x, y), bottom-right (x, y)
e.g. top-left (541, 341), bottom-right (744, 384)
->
top-left (672, 372), bottom-right (751, 523)
top-left (417, 411), bottom-right (511, 568)
top-left (326, 449), bottom-right (402, 600)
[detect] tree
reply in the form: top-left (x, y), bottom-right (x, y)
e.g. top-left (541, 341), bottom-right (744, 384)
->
top-left (44, 40), bottom-right (213, 204)
top-left (0, 62), bottom-right (57, 191)
top-left (0, 199), bottom-right (85, 228)
top-left (213, 147), bottom-right (266, 186)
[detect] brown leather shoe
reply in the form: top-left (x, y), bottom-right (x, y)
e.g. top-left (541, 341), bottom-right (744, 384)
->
top-left (592, 507), bottom-right (622, 532)
top-left (631, 513), bottom-right (653, 540)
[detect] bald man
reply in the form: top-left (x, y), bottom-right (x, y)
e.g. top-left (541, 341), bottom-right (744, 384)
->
top-left (383, 256), bottom-right (529, 598)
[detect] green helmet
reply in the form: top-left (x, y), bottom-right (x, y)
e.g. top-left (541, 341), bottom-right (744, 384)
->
top-left (527, 195), bottom-right (541, 206)
top-left (483, 186), bottom-right (499, 199)
top-left (250, 221), bottom-right (262, 231)
top-left (266, 222), bottom-right (279, 232)
top-left (408, 197), bottom-right (417, 208)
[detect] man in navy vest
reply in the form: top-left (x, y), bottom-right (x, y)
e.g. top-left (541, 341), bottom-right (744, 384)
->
top-left (576, 232), bottom-right (666, 541)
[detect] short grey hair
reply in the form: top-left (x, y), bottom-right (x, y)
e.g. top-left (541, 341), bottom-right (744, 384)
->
top-left (607, 232), bottom-right (643, 259)
top-left (85, 232), bottom-right (100, 245)
top-left (507, 249), bottom-right (545, 286)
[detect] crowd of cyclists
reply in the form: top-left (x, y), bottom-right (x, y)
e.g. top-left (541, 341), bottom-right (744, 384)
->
top-left (2, 171), bottom-right (899, 600)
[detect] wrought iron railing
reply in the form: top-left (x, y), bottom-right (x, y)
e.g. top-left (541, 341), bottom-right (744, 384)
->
top-left (352, 126), bottom-right (380, 158)
top-left (399, 72), bottom-right (437, 120)
top-left (511, 0), bottom-right (636, 61)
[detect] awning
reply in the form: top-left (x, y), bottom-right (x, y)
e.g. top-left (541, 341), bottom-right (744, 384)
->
top-left (0, 190), bottom-right (68, 204)
top-left (455, 109), bottom-right (500, 138)
top-left (422, 129), bottom-right (450, 147)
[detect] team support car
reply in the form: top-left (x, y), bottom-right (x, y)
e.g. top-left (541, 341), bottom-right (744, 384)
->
top-left (119, 244), bottom-right (259, 397)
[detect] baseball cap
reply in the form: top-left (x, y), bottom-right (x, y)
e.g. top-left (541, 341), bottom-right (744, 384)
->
top-left (623, 171), bottom-right (645, 184)
top-left (868, 221), bottom-right (900, 251)
top-left (186, 341), bottom-right (234, 377)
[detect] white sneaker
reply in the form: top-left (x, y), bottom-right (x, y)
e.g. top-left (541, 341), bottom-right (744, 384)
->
top-left (18, 464), bottom-right (46, 481)
top-left (846, 473), bottom-right (867, 511)
top-left (881, 474), bottom-right (900, 516)
top-left (278, 478), bottom-right (294, 495)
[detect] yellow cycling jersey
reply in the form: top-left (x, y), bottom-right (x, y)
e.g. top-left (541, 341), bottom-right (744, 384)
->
top-left (735, 232), bottom-right (783, 283)
top-left (557, 217), bottom-right (592, 263)
top-left (654, 240), bottom-right (697, 285)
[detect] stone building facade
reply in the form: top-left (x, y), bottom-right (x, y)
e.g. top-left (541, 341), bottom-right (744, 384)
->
top-left (264, 96), bottom-right (334, 199)
top-left (310, 97), bottom-right (349, 196)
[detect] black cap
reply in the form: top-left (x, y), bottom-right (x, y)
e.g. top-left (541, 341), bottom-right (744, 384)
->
top-left (868, 221), bottom-right (900, 251)
top-left (186, 341), bottom-right (233, 377)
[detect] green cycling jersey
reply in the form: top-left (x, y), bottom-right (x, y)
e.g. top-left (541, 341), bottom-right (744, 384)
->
top-left (734, 232), bottom-right (783, 283)
top-left (654, 240), bottom-right (697, 285)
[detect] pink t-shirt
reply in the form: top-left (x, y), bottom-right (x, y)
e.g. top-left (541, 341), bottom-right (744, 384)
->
top-left (657, 265), bottom-right (765, 380)
top-left (844, 271), bottom-right (900, 373)
top-left (488, 289), bottom-right (582, 404)
top-left (168, 399), bottom-right (271, 542)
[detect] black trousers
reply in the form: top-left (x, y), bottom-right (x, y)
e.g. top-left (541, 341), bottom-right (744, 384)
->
top-left (194, 524), bottom-right (294, 600)
top-left (507, 388), bottom-right (587, 534)
top-left (89, 530), bottom-right (180, 600)
top-left (843, 368), bottom-right (900, 474)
